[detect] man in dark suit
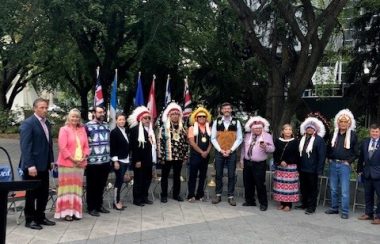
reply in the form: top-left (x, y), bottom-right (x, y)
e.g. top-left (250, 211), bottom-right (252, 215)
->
top-left (357, 123), bottom-right (380, 225)
top-left (20, 98), bottom-right (55, 230)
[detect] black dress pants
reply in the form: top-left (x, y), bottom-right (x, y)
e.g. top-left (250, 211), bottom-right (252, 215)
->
top-left (86, 163), bottom-right (110, 211)
top-left (187, 155), bottom-right (209, 199)
top-left (133, 162), bottom-right (152, 203)
top-left (243, 160), bottom-right (268, 206)
top-left (299, 171), bottom-right (318, 211)
top-left (161, 160), bottom-right (183, 198)
top-left (23, 170), bottom-right (49, 223)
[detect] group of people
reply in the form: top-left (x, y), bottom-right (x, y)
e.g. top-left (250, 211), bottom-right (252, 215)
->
top-left (18, 98), bottom-right (380, 230)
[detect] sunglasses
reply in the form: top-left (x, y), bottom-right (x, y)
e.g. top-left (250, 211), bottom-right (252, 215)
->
top-left (197, 116), bottom-right (206, 118)
top-left (142, 117), bottom-right (151, 120)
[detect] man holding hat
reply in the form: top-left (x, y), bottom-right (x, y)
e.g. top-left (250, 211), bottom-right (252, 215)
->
top-left (211, 102), bottom-right (243, 206)
top-left (187, 106), bottom-right (212, 202)
top-left (240, 116), bottom-right (275, 211)
top-left (325, 109), bottom-right (357, 219)
top-left (296, 117), bottom-right (326, 215)
top-left (128, 106), bottom-right (156, 206)
top-left (158, 102), bottom-right (189, 203)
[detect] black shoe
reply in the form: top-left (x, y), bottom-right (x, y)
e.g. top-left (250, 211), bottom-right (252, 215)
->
top-left (341, 214), bottom-right (349, 219)
top-left (305, 209), bottom-right (315, 215)
top-left (295, 205), bottom-right (307, 210)
top-left (133, 201), bottom-right (145, 207)
top-left (38, 218), bottom-right (56, 226)
top-left (260, 205), bottom-right (268, 211)
top-left (88, 210), bottom-right (100, 217)
top-left (173, 196), bottom-right (184, 202)
top-left (143, 198), bottom-right (153, 205)
top-left (25, 221), bottom-right (43, 230)
top-left (212, 196), bottom-right (221, 204)
top-left (98, 206), bottom-right (110, 213)
top-left (161, 196), bottom-right (168, 203)
top-left (228, 197), bottom-right (236, 206)
top-left (242, 202), bottom-right (256, 207)
top-left (325, 209), bottom-right (339, 214)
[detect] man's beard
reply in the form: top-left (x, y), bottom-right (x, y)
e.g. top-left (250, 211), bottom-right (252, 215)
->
top-left (96, 115), bottom-right (105, 121)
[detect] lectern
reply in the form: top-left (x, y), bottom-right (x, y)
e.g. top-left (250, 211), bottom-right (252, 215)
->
top-left (0, 180), bottom-right (40, 244)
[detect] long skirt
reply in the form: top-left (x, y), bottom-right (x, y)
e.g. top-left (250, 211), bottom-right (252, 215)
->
top-left (54, 166), bottom-right (84, 219)
top-left (273, 164), bottom-right (299, 202)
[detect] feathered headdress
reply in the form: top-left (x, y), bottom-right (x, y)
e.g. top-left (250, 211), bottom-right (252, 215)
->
top-left (330, 109), bottom-right (356, 149)
top-left (127, 106), bottom-right (156, 149)
top-left (189, 106), bottom-right (212, 136)
top-left (244, 116), bottom-right (270, 133)
top-left (299, 117), bottom-right (326, 157)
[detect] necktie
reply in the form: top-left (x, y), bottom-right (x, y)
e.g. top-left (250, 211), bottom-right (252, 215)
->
top-left (247, 135), bottom-right (256, 159)
top-left (369, 139), bottom-right (376, 159)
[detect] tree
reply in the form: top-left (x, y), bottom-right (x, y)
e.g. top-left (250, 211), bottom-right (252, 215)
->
top-left (346, 0), bottom-right (380, 124)
top-left (0, 0), bottom-right (46, 111)
top-left (221, 0), bottom-right (349, 133)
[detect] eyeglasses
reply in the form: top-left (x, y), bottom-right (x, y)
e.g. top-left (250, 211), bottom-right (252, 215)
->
top-left (197, 116), bottom-right (206, 118)
top-left (142, 117), bottom-right (151, 120)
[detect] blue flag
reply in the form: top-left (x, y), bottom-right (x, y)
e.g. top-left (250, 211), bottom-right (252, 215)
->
top-left (164, 75), bottom-right (171, 106)
top-left (135, 72), bottom-right (145, 106)
top-left (109, 69), bottom-right (118, 129)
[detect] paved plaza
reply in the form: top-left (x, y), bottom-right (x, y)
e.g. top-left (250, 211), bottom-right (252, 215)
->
top-left (1, 138), bottom-right (380, 243)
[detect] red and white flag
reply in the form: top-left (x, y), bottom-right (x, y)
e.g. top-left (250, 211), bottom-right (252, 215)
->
top-left (147, 75), bottom-right (157, 121)
top-left (94, 66), bottom-right (104, 107)
top-left (183, 76), bottom-right (192, 118)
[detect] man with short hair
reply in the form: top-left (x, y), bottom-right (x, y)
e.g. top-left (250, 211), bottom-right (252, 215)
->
top-left (211, 102), bottom-right (243, 206)
top-left (20, 98), bottom-right (56, 229)
top-left (325, 109), bottom-right (357, 219)
top-left (357, 124), bottom-right (380, 225)
top-left (85, 106), bottom-right (111, 216)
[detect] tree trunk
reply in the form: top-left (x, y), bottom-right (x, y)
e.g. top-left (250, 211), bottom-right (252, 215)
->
top-left (79, 90), bottom-right (89, 121)
top-left (266, 71), bottom-right (285, 137)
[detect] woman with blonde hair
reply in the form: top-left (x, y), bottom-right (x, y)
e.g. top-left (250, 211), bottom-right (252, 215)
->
top-left (55, 108), bottom-right (89, 221)
top-left (272, 124), bottom-right (300, 211)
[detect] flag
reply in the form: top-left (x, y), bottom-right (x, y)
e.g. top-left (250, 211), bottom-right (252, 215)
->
top-left (183, 76), bottom-right (192, 118)
top-left (109, 69), bottom-right (118, 129)
top-left (164, 74), bottom-right (171, 106)
top-left (147, 75), bottom-right (157, 122)
top-left (94, 67), bottom-right (104, 107)
top-left (134, 72), bottom-right (145, 106)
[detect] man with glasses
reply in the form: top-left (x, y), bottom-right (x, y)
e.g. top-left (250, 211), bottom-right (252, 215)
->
top-left (158, 102), bottom-right (189, 203)
top-left (85, 106), bottom-right (111, 216)
top-left (128, 106), bottom-right (156, 206)
top-left (211, 102), bottom-right (243, 206)
top-left (325, 109), bottom-right (357, 219)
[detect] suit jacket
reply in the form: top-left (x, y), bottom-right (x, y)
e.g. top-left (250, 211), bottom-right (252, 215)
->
top-left (110, 126), bottom-right (130, 161)
top-left (129, 125), bottom-right (153, 167)
top-left (299, 135), bottom-right (326, 175)
top-left (19, 114), bottom-right (54, 171)
top-left (357, 138), bottom-right (380, 180)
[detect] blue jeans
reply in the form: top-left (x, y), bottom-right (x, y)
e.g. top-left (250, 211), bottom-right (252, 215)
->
top-left (215, 151), bottom-right (237, 197)
top-left (329, 161), bottom-right (351, 215)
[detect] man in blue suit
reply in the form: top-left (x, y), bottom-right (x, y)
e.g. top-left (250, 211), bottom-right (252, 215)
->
top-left (357, 123), bottom-right (380, 225)
top-left (20, 98), bottom-right (55, 230)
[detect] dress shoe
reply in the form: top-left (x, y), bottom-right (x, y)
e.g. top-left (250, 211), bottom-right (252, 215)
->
top-left (173, 196), bottom-right (184, 202)
top-left (260, 205), bottom-right (268, 211)
top-left (371, 217), bottom-right (380, 225)
top-left (305, 209), bottom-right (315, 215)
top-left (161, 196), bottom-right (168, 203)
top-left (88, 210), bottom-right (100, 217)
top-left (325, 209), bottom-right (339, 215)
top-left (133, 201), bottom-right (145, 207)
top-left (242, 202), bottom-right (256, 207)
top-left (25, 221), bottom-right (43, 230)
top-left (143, 198), bottom-right (153, 204)
top-left (38, 218), bottom-right (56, 226)
top-left (295, 205), bottom-right (307, 210)
top-left (98, 206), bottom-right (110, 213)
top-left (358, 214), bottom-right (373, 220)
top-left (228, 197), bottom-right (236, 206)
top-left (212, 196), bottom-right (221, 204)
top-left (341, 214), bottom-right (349, 219)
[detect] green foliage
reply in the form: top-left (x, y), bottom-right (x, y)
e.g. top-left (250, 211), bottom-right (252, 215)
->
top-left (0, 109), bottom-right (17, 133)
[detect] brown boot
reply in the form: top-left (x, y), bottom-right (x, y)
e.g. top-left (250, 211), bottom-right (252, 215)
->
top-left (358, 214), bottom-right (373, 220)
top-left (371, 218), bottom-right (380, 225)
